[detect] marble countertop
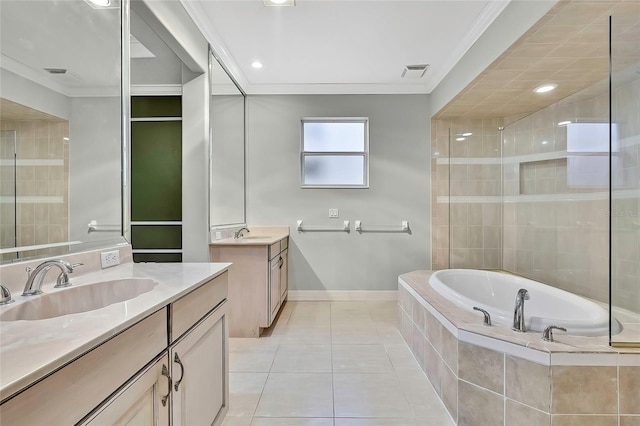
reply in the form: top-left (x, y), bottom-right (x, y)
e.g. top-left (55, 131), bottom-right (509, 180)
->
top-left (0, 262), bottom-right (231, 401)
top-left (210, 227), bottom-right (289, 246)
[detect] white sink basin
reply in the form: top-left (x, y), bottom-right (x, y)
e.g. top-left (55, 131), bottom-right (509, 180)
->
top-left (0, 278), bottom-right (158, 321)
top-left (239, 236), bottom-right (271, 240)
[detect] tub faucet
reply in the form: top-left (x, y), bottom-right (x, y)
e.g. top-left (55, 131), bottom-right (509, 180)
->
top-left (234, 227), bottom-right (250, 239)
top-left (512, 288), bottom-right (529, 332)
top-left (23, 260), bottom-right (74, 296)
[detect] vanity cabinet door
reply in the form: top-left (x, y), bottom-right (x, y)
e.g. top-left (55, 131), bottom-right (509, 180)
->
top-left (79, 354), bottom-right (171, 426)
top-left (269, 256), bottom-right (281, 324)
top-left (171, 301), bottom-right (229, 426)
top-left (280, 248), bottom-right (288, 303)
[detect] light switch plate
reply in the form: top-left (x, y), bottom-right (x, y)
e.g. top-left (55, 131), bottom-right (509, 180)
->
top-left (329, 208), bottom-right (339, 218)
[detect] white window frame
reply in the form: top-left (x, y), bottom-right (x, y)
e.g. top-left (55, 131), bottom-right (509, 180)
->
top-left (300, 117), bottom-right (369, 189)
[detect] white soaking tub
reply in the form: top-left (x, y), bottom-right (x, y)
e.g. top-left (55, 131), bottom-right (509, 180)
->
top-left (428, 269), bottom-right (619, 337)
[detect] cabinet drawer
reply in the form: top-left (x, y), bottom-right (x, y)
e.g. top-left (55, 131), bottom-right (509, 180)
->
top-left (269, 242), bottom-right (281, 260)
top-left (280, 237), bottom-right (288, 251)
top-left (0, 309), bottom-right (167, 426)
top-left (171, 271), bottom-right (228, 343)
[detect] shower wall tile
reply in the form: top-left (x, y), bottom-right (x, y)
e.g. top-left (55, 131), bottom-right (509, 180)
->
top-left (619, 366), bottom-right (640, 414)
top-left (505, 356), bottom-right (551, 412)
top-left (458, 381), bottom-right (504, 426)
top-left (506, 400), bottom-right (551, 426)
top-left (458, 342), bottom-right (504, 394)
top-left (551, 415), bottom-right (618, 426)
top-left (441, 363), bottom-right (458, 422)
top-left (1, 118), bottom-right (69, 249)
top-left (551, 366), bottom-right (618, 414)
top-left (620, 417), bottom-right (640, 426)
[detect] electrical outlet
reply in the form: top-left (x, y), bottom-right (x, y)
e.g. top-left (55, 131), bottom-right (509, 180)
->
top-left (101, 250), bottom-right (120, 269)
top-left (329, 208), bottom-right (339, 218)
top-left (215, 231), bottom-right (222, 240)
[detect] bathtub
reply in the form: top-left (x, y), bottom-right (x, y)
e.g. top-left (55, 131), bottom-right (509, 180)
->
top-left (428, 269), bottom-right (619, 337)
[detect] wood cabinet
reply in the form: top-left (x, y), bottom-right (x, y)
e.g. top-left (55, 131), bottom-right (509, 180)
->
top-left (280, 248), bottom-right (288, 303)
top-left (80, 354), bottom-right (171, 425)
top-left (0, 309), bottom-right (167, 426)
top-left (170, 301), bottom-right (228, 426)
top-left (210, 236), bottom-right (288, 337)
top-left (0, 272), bottom-right (229, 426)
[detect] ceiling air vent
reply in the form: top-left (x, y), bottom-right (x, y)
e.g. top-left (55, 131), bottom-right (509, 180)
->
top-left (401, 64), bottom-right (429, 79)
top-left (44, 68), bottom-right (67, 75)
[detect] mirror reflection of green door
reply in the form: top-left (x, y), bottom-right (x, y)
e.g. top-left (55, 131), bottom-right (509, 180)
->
top-left (131, 96), bottom-right (182, 262)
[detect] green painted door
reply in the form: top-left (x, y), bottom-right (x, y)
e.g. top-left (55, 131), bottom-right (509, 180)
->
top-left (130, 96), bottom-right (182, 262)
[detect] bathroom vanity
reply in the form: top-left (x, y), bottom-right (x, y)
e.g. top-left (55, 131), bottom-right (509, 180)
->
top-left (0, 261), bottom-right (230, 426)
top-left (210, 227), bottom-right (289, 337)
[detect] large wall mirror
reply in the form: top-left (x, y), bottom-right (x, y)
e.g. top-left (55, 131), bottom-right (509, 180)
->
top-left (209, 50), bottom-right (246, 230)
top-left (0, 0), bottom-right (125, 262)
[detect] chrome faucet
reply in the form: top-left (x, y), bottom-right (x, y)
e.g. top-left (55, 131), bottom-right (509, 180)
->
top-left (542, 325), bottom-right (567, 342)
top-left (234, 227), bottom-right (250, 239)
top-left (512, 288), bottom-right (529, 332)
top-left (23, 260), bottom-right (75, 296)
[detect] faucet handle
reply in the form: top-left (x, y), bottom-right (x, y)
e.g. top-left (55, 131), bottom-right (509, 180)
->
top-left (0, 284), bottom-right (14, 305)
top-left (54, 272), bottom-right (72, 288)
top-left (54, 263), bottom-right (80, 289)
top-left (473, 307), bottom-right (492, 326)
top-left (542, 325), bottom-right (567, 342)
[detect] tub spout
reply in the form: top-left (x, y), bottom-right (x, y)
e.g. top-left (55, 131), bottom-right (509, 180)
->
top-left (512, 288), bottom-right (529, 332)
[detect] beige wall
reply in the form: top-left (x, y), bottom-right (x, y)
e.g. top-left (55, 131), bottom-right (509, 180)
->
top-left (431, 118), bottom-right (503, 271)
top-left (0, 119), bottom-right (69, 260)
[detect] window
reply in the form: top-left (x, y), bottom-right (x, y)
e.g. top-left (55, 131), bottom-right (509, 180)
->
top-left (301, 118), bottom-right (369, 188)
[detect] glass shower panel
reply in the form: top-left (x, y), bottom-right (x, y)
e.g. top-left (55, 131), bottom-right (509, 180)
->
top-left (0, 130), bottom-right (17, 257)
top-left (501, 95), bottom-right (610, 303)
top-left (610, 14), bottom-right (640, 346)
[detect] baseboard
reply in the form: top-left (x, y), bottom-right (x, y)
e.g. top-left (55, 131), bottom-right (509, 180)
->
top-left (287, 290), bottom-right (398, 301)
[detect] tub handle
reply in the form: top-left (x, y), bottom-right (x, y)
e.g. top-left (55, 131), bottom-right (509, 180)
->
top-left (542, 325), bottom-right (567, 342)
top-left (473, 307), bottom-right (492, 326)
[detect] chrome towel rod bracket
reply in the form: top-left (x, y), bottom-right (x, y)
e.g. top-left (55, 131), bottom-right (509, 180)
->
top-left (354, 220), bottom-right (410, 234)
top-left (297, 220), bottom-right (350, 233)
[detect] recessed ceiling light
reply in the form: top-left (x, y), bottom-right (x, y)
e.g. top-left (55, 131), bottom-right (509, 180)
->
top-left (251, 61), bottom-right (263, 69)
top-left (541, 140), bottom-right (548, 145)
top-left (533, 84), bottom-right (557, 94)
top-left (456, 137), bottom-right (466, 141)
top-left (558, 120), bottom-right (572, 126)
top-left (84, 0), bottom-right (111, 7)
top-left (461, 132), bottom-right (472, 137)
top-left (263, 0), bottom-right (295, 6)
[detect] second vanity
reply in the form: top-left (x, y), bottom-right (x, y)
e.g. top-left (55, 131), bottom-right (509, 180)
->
top-left (0, 255), bottom-right (231, 425)
top-left (210, 227), bottom-right (289, 337)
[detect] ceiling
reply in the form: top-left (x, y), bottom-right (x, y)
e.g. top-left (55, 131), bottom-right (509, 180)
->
top-left (186, 0), bottom-right (510, 95)
top-left (0, 0), bottom-right (121, 97)
top-left (435, 0), bottom-right (640, 118)
top-left (0, 98), bottom-right (63, 121)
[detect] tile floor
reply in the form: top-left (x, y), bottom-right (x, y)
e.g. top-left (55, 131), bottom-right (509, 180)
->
top-left (222, 301), bottom-right (454, 426)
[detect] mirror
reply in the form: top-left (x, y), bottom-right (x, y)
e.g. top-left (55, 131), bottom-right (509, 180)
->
top-left (0, 0), bottom-right (124, 262)
top-left (209, 50), bottom-right (246, 229)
